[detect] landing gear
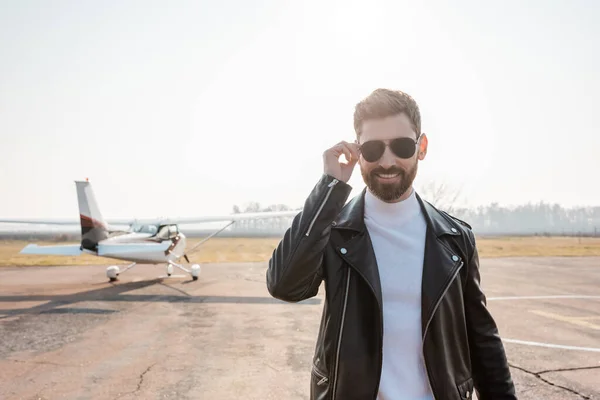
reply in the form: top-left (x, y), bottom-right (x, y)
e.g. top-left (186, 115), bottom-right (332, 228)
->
top-left (169, 261), bottom-right (201, 281)
top-left (106, 262), bottom-right (137, 282)
top-left (191, 264), bottom-right (201, 281)
top-left (107, 266), bottom-right (119, 282)
top-left (104, 261), bottom-right (199, 282)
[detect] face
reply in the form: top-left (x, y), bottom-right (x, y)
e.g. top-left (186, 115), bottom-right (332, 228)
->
top-left (356, 113), bottom-right (428, 203)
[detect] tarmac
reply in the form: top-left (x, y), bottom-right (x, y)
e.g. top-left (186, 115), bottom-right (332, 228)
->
top-left (0, 257), bottom-right (598, 399)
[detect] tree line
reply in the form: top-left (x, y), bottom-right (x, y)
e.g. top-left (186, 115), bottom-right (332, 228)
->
top-left (447, 202), bottom-right (600, 236)
top-left (232, 202), bottom-right (301, 213)
top-left (232, 198), bottom-right (600, 236)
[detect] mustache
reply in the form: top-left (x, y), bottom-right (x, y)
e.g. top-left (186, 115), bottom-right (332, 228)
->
top-left (370, 167), bottom-right (405, 175)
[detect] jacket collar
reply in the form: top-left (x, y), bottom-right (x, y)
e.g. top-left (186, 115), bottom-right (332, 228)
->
top-left (332, 186), bottom-right (465, 337)
top-left (333, 187), bottom-right (462, 238)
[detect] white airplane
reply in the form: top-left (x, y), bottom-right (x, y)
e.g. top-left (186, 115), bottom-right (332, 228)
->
top-left (0, 180), bottom-right (300, 282)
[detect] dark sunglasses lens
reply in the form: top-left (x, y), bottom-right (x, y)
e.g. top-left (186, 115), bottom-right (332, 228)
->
top-left (390, 138), bottom-right (417, 158)
top-left (361, 141), bottom-right (385, 162)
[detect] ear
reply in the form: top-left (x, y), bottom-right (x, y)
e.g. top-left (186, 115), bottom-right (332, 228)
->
top-left (417, 133), bottom-right (428, 160)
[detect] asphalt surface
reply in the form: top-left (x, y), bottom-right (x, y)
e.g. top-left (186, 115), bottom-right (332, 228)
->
top-left (0, 257), bottom-right (598, 399)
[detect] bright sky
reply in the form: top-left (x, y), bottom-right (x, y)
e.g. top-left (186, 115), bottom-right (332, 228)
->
top-left (1, 0), bottom-right (599, 220)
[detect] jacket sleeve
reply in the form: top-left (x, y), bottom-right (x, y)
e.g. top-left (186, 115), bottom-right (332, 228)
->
top-left (464, 231), bottom-right (518, 400)
top-left (266, 174), bottom-right (352, 302)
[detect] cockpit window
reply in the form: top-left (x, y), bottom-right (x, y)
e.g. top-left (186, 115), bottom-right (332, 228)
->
top-left (133, 224), bottom-right (158, 234)
top-left (156, 224), bottom-right (178, 240)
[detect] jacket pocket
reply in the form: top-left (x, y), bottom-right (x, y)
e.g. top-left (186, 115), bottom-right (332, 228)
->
top-left (456, 377), bottom-right (474, 400)
top-left (310, 362), bottom-right (330, 400)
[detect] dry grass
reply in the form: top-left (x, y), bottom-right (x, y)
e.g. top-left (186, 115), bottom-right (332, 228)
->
top-left (0, 238), bottom-right (283, 267)
top-left (1, 236), bottom-right (600, 267)
top-left (476, 236), bottom-right (600, 258)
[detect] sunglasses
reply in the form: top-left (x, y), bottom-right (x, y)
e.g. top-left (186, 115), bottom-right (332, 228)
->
top-left (359, 136), bottom-right (420, 162)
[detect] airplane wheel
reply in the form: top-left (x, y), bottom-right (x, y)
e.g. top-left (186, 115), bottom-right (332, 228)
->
top-left (107, 266), bottom-right (120, 281)
top-left (191, 264), bottom-right (201, 281)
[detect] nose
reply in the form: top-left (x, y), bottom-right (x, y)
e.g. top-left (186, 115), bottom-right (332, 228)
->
top-left (378, 146), bottom-right (397, 169)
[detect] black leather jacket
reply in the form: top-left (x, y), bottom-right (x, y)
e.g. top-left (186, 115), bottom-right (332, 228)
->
top-left (266, 174), bottom-right (517, 400)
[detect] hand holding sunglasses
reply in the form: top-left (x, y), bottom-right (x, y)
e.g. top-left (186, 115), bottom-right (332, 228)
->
top-left (323, 140), bottom-right (361, 183)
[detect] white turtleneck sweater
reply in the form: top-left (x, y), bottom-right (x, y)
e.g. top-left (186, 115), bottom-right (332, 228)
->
top-left (364, 188), bottom-right (433, 400)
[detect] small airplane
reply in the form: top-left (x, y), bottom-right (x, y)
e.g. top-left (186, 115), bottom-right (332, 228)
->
top-left (0, 180), bottom-right (300, 282)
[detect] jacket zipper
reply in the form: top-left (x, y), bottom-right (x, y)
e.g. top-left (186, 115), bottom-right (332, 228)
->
top-left (337, 251), bottom-right (383, 399)
top-left (313, 360), bottom-right (329, 385)
top-left (305, 178), bottom-right (339, 237)
top-left (421, 261), bottom-right (464, 400)
top-left (331, 268), bottom-right (351, 399)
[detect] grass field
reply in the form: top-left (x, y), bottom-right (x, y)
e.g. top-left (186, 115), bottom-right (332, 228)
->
top-left (1, 236), bottom-right (600, 267)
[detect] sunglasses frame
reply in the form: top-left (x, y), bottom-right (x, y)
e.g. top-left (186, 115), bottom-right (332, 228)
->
top-left (358, 134), bottom-right (422, 162)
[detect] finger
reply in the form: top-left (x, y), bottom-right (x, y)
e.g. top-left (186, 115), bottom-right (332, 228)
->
top-left (343, 148), bottom-right (352, 163)
top-left (325, 141), bottom-right (350, 159)
top-left (346, 142), bottom-right (361, 161)
top-left (339, 142), bottom-right (358, 163)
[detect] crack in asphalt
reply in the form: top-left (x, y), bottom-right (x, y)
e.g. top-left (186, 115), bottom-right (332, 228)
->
top-left (509, 363), bottom-right (591, 400)
top-left (538, 365), bottom-right (600, 375)
top-left (113, 363), bottom-right (156, 399)
top-left (136, 363), bottom-right (156, 393)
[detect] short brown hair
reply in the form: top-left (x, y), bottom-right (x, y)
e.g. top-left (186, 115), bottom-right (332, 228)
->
top-left (353, 88), bottom-right (421, 138)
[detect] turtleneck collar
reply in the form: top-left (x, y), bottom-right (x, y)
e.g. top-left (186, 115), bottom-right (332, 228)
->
top-left (364, 186), bottom-right (421, 226)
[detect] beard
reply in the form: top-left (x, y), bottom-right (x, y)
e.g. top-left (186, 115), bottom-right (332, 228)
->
top-left (361, 161), bottom-right (418, 202)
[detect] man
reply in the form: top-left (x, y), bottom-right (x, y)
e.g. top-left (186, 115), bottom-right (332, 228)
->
top-left (266, 88), bottom-right (517, 400)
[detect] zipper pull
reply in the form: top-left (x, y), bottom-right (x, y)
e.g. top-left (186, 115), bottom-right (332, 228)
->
top-left (328, 178), bottom-right (339, 187)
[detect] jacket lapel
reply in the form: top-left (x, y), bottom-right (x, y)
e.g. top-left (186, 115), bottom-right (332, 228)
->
top-left (331, 188), bottom-right (465, 335)
top-left (331, 190), bottom-right (383, 310)
top-left (417, 196), bottom-right (464, 337)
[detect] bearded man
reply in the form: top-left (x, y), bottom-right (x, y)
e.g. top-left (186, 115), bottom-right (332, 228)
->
top-left (266, 88), bottom-right (517, 400)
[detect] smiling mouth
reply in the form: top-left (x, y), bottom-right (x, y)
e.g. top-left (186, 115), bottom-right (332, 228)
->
top-left (375, 172), bottom-right (401, 179)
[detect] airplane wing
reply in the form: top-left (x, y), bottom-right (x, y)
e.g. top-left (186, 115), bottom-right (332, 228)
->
top-left (0, 210), bottom-right (301, 226)
top-left (120, 210), bottom-right (301, 226)
top-left (20, 244), bottom-right (83, 256)
top-left (162, 210), bottom-right (301, 224)
top-left (0, 218), bottom-right (80, 225)
top-left (0, 217), bottom-right (135, 226)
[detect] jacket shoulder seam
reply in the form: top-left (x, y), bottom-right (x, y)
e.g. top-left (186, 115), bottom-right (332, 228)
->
top-left (439, 209), bottom-right (472, 231)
